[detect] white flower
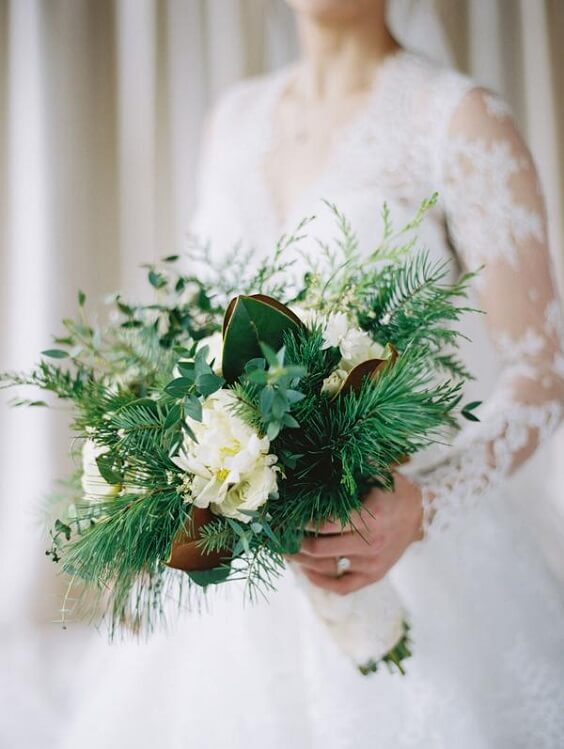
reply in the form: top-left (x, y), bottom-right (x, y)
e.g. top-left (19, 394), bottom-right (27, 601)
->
top-left (319, 314), bottom-right (389, 395)
top-left (322, 313), bottom-right (385, 366)
top-left (81, 439), bottom-right (121, 502)
top-left (320, 368), bottom-right (349, 396)
top-left (172, 390), bottom-right (278, 523)
top-left (322, 312), bottom-right (350, 350)
top-left (290, 305), bottom-right (322, 329)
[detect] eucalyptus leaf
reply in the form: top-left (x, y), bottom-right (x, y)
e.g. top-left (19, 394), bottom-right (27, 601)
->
top-left (184, 394), bottom-right (203, 422)
top-left (196, 373), bottom-right (224, 396)
top-left (259, 387), bottom-right (275, 415)
top-left (165, 377), bottom-right (193, 398)
top-left (187, 566), bottom-right (231, 587)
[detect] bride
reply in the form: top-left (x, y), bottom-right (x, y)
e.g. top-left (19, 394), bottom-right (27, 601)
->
top-left (60, 1), bottom-right (564, 747)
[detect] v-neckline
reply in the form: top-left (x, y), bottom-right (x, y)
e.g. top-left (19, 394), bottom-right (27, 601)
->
top-left (257, 48), bottom-right (409, 235)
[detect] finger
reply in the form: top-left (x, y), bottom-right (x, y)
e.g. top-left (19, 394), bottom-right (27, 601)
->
top-left (301, 568), bottom-right (372, 596)
top-left (300, 531), bottom-right (383, 558)
top-left (288, 552), bottom-right (377, 576)
top-left (304, 518), bottom-right (352, 534)
top-left (304, 508), bottom-right (377, 536)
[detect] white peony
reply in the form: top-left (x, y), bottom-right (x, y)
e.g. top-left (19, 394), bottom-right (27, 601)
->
top-left (172, 389), bottom-right (278, 523)
top-left (81, 439), bottom-right (121, 502)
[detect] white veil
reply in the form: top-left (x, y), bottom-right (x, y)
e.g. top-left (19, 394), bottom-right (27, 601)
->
top-left (386, 0), bottom-right (453, 65)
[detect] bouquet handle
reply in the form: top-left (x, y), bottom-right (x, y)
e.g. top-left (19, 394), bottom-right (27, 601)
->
top-left (296, 570), bottom-right (410, 674)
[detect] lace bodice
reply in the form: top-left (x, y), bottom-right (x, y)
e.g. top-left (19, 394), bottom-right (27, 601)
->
top-left (191, 50), bottom-right (564, 538)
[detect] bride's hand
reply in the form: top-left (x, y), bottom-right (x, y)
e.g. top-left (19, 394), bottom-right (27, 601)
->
top-left (288, 473), bottom-right (424, 595)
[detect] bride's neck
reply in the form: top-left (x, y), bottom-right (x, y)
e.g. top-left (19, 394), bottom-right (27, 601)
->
top-left (295, 9), bottom-right (399, 100)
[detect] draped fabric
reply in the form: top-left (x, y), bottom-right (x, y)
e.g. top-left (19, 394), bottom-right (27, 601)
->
top-left (0, 1), bottom-right (562, 746)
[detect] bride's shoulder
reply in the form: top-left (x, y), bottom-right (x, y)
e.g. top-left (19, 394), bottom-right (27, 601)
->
top-left (208, 69), bottom-right (286, 132)
top-left (401, 51), bottom-right (514, 134)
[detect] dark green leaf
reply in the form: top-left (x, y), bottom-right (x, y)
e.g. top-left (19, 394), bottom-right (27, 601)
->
top-left (461, 400), bottom-right (482, 422)
top-left (78, 290), bottom-right (86, 307)
top-left (184, 394), bottom-right (202, 422)
top-left (271, 391), bottom-right (287, 420)
top-left (282, 413), bottom-right (300, 429)
top-left (266, 421), bottom-right (281, 441)
top-left (121, 320), bottom-right (143, 329)
top-left (165, 377), bottom-right (192, 398)
top-left (54, 518), bottom-right (72, 541)
top-left (187, 566), bottom-right (231, 587)
top-left (148, 269), bottom-right (167, 289)
top-left (246, 369), bottom-right (268, 385)
top-left (41, 349), bottom-right (69, 359)
top-left (285, 389), bottom-right (305, 404)
top-left (244, 358), bottom-right (266, 373)
top-left (259, 387), bottom-right (275, 415)
top-left (176, 361), bottom-right (195, 381)
top-left (259, 342), bottom-right (279, 368)
top-left (181, 420), bottom-right (198, 442)
top-left (164, 404), bottom-right (182, 430)
top-left (194, 346), bottom-right (212, 379)
top-left (95, 453), bottom-right (122, 485)
top-left (196, 373), bottom-right (224, 397)
top-left (222, 295), bottom-right (303, 384)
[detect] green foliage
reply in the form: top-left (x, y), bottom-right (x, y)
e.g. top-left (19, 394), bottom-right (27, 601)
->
top-left (0, 196), bottom-right (481, 642)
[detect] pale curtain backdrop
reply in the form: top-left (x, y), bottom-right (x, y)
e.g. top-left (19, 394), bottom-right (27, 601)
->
top-left (0, 1), bottom-right (563, 745)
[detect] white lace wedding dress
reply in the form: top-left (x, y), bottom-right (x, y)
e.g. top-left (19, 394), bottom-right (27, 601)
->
top-left (59, 51), bottom-right (564, 749)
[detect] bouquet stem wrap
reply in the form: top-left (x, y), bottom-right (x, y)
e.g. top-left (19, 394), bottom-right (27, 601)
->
top-left (297, 570), bottom-right (408, 674)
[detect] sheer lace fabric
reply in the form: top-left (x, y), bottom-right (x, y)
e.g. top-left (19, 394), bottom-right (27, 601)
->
top-left (416, 87), bottom-right (564, 536)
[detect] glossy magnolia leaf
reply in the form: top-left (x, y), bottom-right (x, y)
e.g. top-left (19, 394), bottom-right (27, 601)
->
top-left (166, 507), bottom-right (228, 573)
top-left (222, 294), bottom-right (304, 384)
top-left (338, 344), bottom-right (398, 397)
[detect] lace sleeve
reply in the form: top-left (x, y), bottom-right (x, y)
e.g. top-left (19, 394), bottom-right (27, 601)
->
top-left (414, 87), bottom-right (564, 536)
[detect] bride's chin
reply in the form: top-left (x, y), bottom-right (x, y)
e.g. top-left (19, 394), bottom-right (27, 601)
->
top-left (285, 0), bottom-right (383, 25)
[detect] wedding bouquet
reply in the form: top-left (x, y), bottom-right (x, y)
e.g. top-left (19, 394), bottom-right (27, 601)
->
top-left (1, 196), bottom-right (479, 675)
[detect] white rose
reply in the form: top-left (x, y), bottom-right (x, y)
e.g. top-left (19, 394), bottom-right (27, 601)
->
top-left (322, 313), bottom-right (385, 367)
top-left (172, 390), bottom-right (278, 523)
top-left (339, 330), bottom-right (386, 371)
top-left (81, 439), bottom-right (121, 502)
